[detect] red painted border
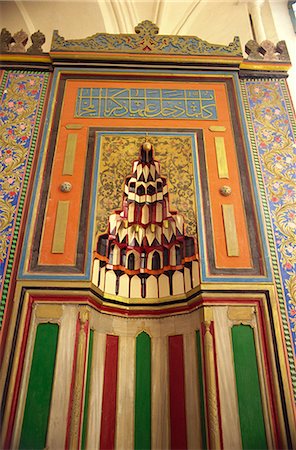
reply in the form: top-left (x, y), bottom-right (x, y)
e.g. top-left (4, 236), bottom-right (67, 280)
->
top-left (100, 334), bottom-right (119, 450)
top-left (3, 304), bottom-right (33, 449)
top-left (168, 335), bottom-right (187, 450)
top-left (23, 293), bottom-right (264, 318)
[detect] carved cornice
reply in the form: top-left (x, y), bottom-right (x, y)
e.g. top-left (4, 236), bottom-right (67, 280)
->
top-left (0, 28), bottom-right (45, 54)
top-left (245, 39), bottom-right (290, 62)
top-left (50, 20), bottom-right (242, 57)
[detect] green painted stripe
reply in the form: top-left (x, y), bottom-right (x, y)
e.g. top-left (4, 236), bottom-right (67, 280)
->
top-left (19, 323), bottom-right (59, 450)
top-left (81, 329), bottom-right (94, 450)
top-left (135, 332), bottom-right (151, 450)
top-left (196, 330), bottom-right (207, 450)
top-left (231, 325), bottom-right (267, 450)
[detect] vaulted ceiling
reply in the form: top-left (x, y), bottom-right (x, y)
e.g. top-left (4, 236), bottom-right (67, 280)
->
top-left (1, 0), bottom-right (296, 104)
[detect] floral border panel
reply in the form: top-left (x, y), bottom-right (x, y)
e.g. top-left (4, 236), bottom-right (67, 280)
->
top-left (241, 78), bottom-right (296, 397)
top-left (0, 70), bottom-right (49, 327)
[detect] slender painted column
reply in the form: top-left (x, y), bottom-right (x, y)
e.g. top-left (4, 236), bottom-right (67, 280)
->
top-left (81, 329), bottom-right (94, 450)
top-left (201, 308), bottom-right (222, 450)
top-left (248, 0), bottom-right (266, 43)
top-left (66, 308), bottom-right (90, 450)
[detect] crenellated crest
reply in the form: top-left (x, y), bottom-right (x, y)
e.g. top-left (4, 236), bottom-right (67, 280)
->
top-left (51, 20), bottom-right (242, 56)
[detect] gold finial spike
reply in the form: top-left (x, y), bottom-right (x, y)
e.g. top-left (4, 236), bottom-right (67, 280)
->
top-left (143, 141), bottom-right (152, 151)
top-left (140, 140), bottom-right (153, 162)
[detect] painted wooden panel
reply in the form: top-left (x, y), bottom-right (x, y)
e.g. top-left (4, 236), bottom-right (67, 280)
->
top-left (196, 330), bottom-right (207, 450)
top-left (19, 323), bottom-right (59, 450)
top-left (100, 335), bottom-right (119, 450)
top-left (168, 335), bottom-right (187, 450)
top-left (214, 308), bottom-right (242, 449)
top-left (232, 325), bottom-right (267, 450)
top-left (81, 329), bottom-right (94, 450)
top-left (135, 332), bottom-right (151, 450)
top-left (85, 332), bottom-right (106, 449)
top-left (115, 335), bottom-right (135, 450)
top-left (45, 307), bottom-right (77, 449)
top-left (184, 332), bottom-right (202, 450)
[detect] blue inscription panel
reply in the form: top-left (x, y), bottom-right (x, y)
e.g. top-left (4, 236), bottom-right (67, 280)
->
top-left (75, 88), bottom-right (217, 120)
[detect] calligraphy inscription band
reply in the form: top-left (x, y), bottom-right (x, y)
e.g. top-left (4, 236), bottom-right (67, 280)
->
top-left (75, 88), bottom-right (217, 120)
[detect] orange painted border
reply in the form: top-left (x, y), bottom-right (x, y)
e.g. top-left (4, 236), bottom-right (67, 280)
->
top-left (38, 78), bottom-right (252, 269)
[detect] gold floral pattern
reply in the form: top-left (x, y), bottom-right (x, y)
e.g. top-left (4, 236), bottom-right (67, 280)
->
top-left (243, 79), bottom-right (296, 357)
top-left (0, 71), bottom-right (47, 324)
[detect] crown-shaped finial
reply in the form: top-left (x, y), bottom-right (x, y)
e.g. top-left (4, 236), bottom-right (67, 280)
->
top-left (140, 141), bottom-right (153, 163)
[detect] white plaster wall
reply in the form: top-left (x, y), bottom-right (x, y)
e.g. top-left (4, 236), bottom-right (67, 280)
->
top-left (268, 0), bottom-right (296, 109)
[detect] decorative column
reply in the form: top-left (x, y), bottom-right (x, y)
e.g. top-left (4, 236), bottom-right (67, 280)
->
top-left (66, 307), bottom-right (90, 450)
top-left (248, 0), bottom-right (266, 43)
top-left (201, 308), bottom-right (222, 450)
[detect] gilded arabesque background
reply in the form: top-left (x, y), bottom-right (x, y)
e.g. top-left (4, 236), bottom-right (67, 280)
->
top-left (0, 71), bottom-right (47, 327)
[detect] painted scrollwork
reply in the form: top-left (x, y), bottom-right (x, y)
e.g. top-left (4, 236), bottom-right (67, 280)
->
top-left (244, 80), bottom-right (296, 346)
top-left (0, 72), bottom-right (46, 306)
top-left (51, 20), bottom-right (242, 56)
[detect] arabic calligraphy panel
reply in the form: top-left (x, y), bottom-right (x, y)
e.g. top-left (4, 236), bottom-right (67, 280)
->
top-left (75, 88), bottom-right (217, 120)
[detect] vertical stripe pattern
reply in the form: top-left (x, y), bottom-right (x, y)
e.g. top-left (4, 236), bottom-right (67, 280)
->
top-left (232, 325), bottom-right (267, 450)
top-left (100, 335), bottom-right (119, 450)
top-left (135, 332), bottom-right (151, 450)
top-left (168, 335), bottom-right (187, 450)
top-left (19, 323), bottom-right (59, 450)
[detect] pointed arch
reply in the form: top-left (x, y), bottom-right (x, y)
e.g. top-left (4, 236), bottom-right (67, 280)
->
top-left (127, 252), bottom-right (135, 270)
